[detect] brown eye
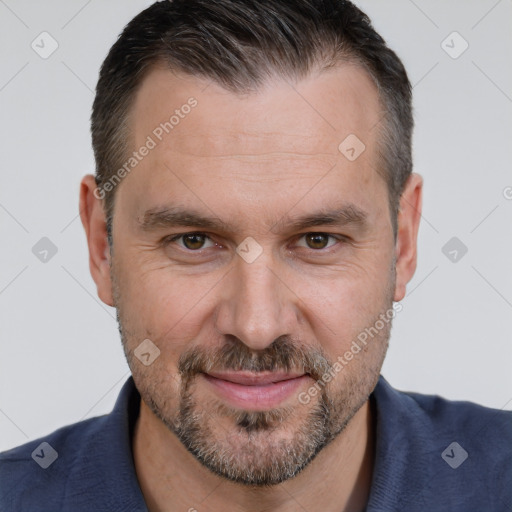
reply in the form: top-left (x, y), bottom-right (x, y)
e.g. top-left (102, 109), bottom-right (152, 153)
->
top-left (304, 233), bottom-right (330, 249)
top-left (182, 233), bottom-right (207, 250)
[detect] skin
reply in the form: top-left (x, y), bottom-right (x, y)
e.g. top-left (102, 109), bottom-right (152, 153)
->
top-left (80, 62), bottom-right (422, 512)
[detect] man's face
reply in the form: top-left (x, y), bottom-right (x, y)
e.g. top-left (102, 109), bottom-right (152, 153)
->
top-left (109, 63), bottom-right (398, 485)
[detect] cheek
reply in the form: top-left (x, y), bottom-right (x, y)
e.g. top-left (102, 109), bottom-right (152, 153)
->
top-left (305, 261), bottom-right (392, 314)
top-left (115, 259), bottom-right (221, 350)
top-left (297, 263), bottom-right (393, 352)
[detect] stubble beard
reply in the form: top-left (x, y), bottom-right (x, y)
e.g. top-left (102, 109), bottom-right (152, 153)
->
top-left (111, 257), bottom-right (394, 487)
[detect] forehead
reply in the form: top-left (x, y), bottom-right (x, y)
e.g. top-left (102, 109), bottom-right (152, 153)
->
top-left (131, 62), bottom-right (381, 155)
top-left (117, 62), bottom-right (386, 228)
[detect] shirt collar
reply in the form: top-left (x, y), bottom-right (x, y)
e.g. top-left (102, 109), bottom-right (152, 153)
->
top-left (365, 375), bottom-right (436, 510)
top-left (83, 376), bottom-right (148, 510)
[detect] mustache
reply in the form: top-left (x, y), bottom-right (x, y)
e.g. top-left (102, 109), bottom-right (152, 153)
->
top-left (178, 334), bottom-right (333, 383)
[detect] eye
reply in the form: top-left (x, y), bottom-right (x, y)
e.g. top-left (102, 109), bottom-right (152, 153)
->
top-left (296, 233), bottom-right (339, 250)
top-left (167, 232), bottom-right (216, 251)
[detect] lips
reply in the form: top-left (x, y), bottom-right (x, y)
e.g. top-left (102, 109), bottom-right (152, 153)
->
top-left (205, 370), bottom-right (306, 386)
top-left (200, 371), bottom-right (310, 410)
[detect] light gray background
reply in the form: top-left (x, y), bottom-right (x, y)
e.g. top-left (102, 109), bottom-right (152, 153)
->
top-left (1, 0), bottom-right (511, 452)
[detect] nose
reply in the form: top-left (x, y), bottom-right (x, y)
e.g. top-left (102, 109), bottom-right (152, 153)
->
top-left (214, 253), bottom-right (299, 351)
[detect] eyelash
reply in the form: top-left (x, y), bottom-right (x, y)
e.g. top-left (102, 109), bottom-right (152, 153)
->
top-left (163, 232), bottom-right (345, 253)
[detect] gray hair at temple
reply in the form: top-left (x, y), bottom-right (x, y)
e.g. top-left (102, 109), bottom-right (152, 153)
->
top-left (91, 0), bottom-right (413, 244)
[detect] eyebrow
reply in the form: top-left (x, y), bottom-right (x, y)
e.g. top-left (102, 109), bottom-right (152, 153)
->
top-left (138, 207), bottom-right (231, 232)
top-left (138, 203), bottom-right (368, 234)
top-left (275, 204), bottom-right (368, 233)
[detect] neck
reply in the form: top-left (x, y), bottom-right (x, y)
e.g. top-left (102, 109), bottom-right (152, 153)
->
top-left (133, 398), bottom-right (375, 512)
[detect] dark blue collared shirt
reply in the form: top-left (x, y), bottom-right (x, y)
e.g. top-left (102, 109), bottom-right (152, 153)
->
top-left (1, 376), bottom-right (511, 511)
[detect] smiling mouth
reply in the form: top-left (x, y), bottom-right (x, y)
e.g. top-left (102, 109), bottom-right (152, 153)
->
top-left (200, 371), bottom-right (310, 410)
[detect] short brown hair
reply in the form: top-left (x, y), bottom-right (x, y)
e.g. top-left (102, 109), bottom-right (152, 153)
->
top-left (91, 0), bottom-right (413, 242)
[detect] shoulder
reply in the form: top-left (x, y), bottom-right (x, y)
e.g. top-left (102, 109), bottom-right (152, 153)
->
top-left (0, 414), bottom-right (109, 510)
top-left (369, 376), bottom-right (512, 511)
top-left (401, 383), bottom-right (512, 477)
top-left (374, 375), bottom-right (512, 436)
top-left (398, 383), bottom-right (512, 444)
top-left (0, 377), bottom-right (146, 511)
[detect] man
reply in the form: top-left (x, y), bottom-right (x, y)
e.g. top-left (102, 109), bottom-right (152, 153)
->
top-left (1, 0), bottom-right (510, 510)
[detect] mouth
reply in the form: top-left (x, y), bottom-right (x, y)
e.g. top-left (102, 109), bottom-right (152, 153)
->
top-left (200, 371), bottom-right (310, 410)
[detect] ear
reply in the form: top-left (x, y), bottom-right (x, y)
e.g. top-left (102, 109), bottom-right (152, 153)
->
top-left (79, 174), bottom-right (114, 307)
top-left (393, 173), bottom-right (423, 301)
